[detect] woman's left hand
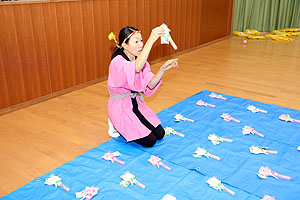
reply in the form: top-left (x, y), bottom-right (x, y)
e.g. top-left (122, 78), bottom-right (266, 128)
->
top-left (161, 58), bottom-right (179, 71)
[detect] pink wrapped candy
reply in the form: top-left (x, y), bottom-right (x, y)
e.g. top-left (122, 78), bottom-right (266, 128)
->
top-left (148, 155), bottom-right (171, 171)
top-left (102, 151), bottom-right (125, 165)
top-left (221, 113), bottom-right (240, 123)
top-left (261, 195), bottom-right (275, 200)
top-left (257, 166), bottom-right (291, 180)
top-left (209, 93), bottom-right (227, 100)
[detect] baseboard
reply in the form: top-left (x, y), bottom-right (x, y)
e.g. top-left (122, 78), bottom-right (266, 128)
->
top-left (0, 76), bottom-right (107, 116)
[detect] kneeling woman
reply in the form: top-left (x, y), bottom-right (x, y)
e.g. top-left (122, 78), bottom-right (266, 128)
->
top-left (107, 26), bottom-right (178, 147)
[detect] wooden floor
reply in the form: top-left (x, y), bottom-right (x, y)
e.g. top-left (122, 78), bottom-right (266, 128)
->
top-left (1, 36), bottom-right (300, 197)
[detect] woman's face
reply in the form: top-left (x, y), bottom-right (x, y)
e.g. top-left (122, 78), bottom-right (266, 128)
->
top-left (123, 32), bottom-right (143, 57)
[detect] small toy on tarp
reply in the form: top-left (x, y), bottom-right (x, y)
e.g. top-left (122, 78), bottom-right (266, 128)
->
top-left (193, 147), bottom-right (220, 160)
top-left (76, 186), bottom-right (99, 200)
top-left (160, 23), bottom-right (177, 50)
top-left (165, 127), bottom-right (185, 137)
top-left (242, 126), bottom-right (264, 137)
top-left (196, 100), bottom-right (216, 107)
top-left (221, 113), bottom-right (240, 123)
top-left (102, 151), bottom-right (125, 165)
top-left (162, 194), bottom-right (176, 200)
top-left (279, 114), bottom-right (300, 123)
top-left (44, 174), bottom-right (70, 192)
top-left (174, 114), bottom-right (194, 122)
top-left (298, 146), bottom-right (300, 151)
top-left (208, 134), bottom-right (233, 145)
top-left (249, 146), bottom-right (278, 155)
top-left (257, 166), bottom-right (291, 180)
top-left (247, 105), bottom-right (267, 113)
top-left (261, 195), bottom-right (275, 200)
top-left (209, 93), bottom-right (227, 100)
top-left (120, 171), bottom-right (146, 189)
top-left (206, 177), bottom-right (235, 196)
top-left (148, 155), bottom-right (171, 171)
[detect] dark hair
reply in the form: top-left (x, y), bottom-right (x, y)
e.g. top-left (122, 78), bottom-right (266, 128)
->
top-left (111, 26), bottom-right (139, 61)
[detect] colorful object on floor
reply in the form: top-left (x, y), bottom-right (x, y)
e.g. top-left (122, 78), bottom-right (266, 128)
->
top-left (279, 114), bottom-right (300, 123)
top-left (257, 166), bottom-right (291, 180)
top-left (249, 146), bottom-right (278, 155)
top-left (161, 194), bottom-right (176, 200)
top-left (193, 147), bottom-right (220, 160)
top-left (196, 100), bottom-right (216, 107)
top-left (272, 30), bottom-right (291, 36)
top-left (206, 177), bottom-right (235, 196)
top-left (242, 126), bottom-right (264, 137)
top-left (245, 29), bottom-right (262, 35)
top-left (148, 155), bottom-right (171, 171)
top-left (221, 113), bottom-right (240, 123)
top-left (76, 186), bottom-right (99, 200)
top-left (165, 126), bottom-right (185, 137)
top-left (44, 174), bottom-right (70, 192)
top-left (233, 31), bottom-right (249, 37)
top-left (261, 195), bottom-right (275, 200)
top-left (243, 39), bottom-right (248, 44)
top-left (208, 134), bottom-right (233, 145)
top-left (279, 28), bottom-right (300, 32)
top-left (102, 151), bottom-right (125, 165)
top-left (174, 114), bottom-right (194, 122)
top-left (120, 171), bottom-right (146, 189)
top-left (246, 35), bottom-right (265, 39)
top-left (209, 93), bottom-right (227, 100)
top-left (265, 34), bottom-right (295, 41)
top-left (274, 28), bottom-right (300, 37)
top-left (247, 105), bottom-right (267, 113)
top-left (289, 32), bottom-right (300, 36)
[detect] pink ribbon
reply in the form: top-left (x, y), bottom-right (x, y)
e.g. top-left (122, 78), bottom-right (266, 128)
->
top-left (221, 113), bottom-right (240, 123)
top-left (196, 100), bottom-right (216, 107)
top-left (257, 166), bottom-right (291, 180)
top-left (85, 186), bottom-right (99, 200)
top-left (102, 152), bottom-right (125, 165)
top-left (148, 156), bottom-right (171, 171)
top-left (261, 195), bottom-right (275, 200)
top-left (209, 93), bottom-right (227, 100)
top-left (243, 126), bottom-right (264, 137)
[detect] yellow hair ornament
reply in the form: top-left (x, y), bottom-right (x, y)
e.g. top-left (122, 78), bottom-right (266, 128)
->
top-left (108, 32), bottom-right (122, 48)
top-left (108, 32), bottom-right (116, 40)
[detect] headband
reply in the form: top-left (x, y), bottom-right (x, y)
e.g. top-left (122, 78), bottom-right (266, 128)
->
top-left (108, 30), bottom-right (141, 49)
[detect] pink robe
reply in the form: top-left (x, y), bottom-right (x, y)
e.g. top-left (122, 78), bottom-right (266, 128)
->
top-left (107, 55), bottom-right (162, 142)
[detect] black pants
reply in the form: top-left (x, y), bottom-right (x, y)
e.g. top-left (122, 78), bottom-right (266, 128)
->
top-left (131, 95), bottom-right (165, 147)
top-left (133, 125), bottom-right (165, 147)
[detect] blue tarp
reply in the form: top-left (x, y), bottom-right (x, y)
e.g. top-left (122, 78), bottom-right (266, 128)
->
top-left (2, 90), bottom-right (300, 200)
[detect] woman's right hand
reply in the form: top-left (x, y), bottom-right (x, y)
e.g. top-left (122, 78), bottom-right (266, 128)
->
top-left (149, 26), bottom-right (165, 43)
top-left (160, 58), bottom-right (179, 71)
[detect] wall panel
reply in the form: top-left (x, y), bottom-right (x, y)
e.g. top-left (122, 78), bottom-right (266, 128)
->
top-left (0, 4), bottom-right (51, 109)
top-left (200, 0), bottom-right (232, 43)
top-left (0, 0), bottom-right (234, 111)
